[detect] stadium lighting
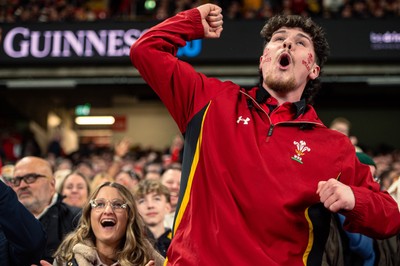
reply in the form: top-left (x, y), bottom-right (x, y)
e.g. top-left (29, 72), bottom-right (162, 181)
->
top-left (75, 116), bottom-right (115, 125)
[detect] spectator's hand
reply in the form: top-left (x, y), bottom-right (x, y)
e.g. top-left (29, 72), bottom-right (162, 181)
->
top-left (317, 178), bottom-right (355, 212)
top-left (197, 4), bottom-right (223, 39)
top-left (31, 260), bottom-right (52, 266)
top-left (114, 138), bottom-right (131, 158)
top-left (145, 260), bottom-right (155, 266)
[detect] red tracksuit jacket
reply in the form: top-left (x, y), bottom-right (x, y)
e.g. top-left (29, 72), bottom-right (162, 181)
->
top-left (130, 8), bottom-right (400, 266)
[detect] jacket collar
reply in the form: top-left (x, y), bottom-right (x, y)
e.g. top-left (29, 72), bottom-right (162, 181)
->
top-left (255, 86), bottom-right (307, 119)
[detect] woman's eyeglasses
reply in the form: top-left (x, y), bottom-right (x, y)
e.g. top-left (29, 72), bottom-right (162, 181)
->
top-left (90, 198), bottom-right (128, 212)
top-left (11, 173), bottom-right (47, 187)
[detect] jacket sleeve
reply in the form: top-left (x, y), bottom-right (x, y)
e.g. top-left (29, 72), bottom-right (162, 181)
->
top-left (0, 181), bottom-right (47, 265)
top-left (338, 143), bottom-right (400, 239)
top-left (130, 7), bottom-right (231, 133)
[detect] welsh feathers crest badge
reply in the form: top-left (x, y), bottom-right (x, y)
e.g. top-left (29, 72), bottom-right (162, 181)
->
top-left (291, 140), bottom-right (310, 164)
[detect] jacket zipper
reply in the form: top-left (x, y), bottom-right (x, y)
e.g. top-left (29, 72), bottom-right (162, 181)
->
top-left (266, 124), bottom-right (274, 143)
top-left (241, 91), bottom-right (274, 142)
top-left (240, 90), bottom-right (324, 142)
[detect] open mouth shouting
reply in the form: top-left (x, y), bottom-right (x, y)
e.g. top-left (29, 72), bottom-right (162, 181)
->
top-left (278, 52), bottom-right (291, 69)
top-left (101, 218), bottom-right (117, 228)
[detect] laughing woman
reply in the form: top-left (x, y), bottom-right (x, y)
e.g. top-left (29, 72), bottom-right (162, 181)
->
top-left (37, 182), bottom-right (164, 266)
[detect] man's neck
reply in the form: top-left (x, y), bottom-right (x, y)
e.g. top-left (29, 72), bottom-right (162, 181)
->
top-left (34, 193), bottom-right (57, 219)
top-left (264, 87), bottom-right (303, 105)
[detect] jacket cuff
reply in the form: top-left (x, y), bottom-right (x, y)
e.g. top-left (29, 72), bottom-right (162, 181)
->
top-left (341, 185), bottom-right (369, 228)
top-left (185, 8), bottom-right (205, 40)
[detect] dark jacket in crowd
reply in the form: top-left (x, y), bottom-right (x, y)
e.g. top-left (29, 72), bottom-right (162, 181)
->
top-left (0, 181), bottom-right (47, 266)
top-left (147, 227), bottom-right (172, 258)
top-left (39, 193), bottom-right (81, 263)
top-left (155, 228), bottom-right (172, 258)
top-left (323, 213), bottom-right (400, 266)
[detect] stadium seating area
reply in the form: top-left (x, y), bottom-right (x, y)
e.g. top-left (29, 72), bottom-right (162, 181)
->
top-left (1, 0), bottom-right (399, 23)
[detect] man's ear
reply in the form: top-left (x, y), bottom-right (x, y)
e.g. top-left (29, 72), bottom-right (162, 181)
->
top-left (49, 177), bottom-right (57, 195)
top-left (309, 64), bottom-right (320, 80)
top-left (50, 177), bottom-right (56, 188)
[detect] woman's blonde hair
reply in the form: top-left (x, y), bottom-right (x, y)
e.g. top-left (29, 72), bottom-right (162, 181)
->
top-left (53, 182), bottom-right (155, 265)
top-left (90, 172), bottom-right (114, 193)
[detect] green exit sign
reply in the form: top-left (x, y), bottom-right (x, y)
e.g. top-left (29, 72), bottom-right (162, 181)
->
top-left (75, 103), bottom-right (91, 116)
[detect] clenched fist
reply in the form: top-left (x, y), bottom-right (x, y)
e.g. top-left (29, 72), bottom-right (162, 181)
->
top-left (317, 178), bottom-right (355, 212)
top-left (197, 4), bottom-right (223, 39)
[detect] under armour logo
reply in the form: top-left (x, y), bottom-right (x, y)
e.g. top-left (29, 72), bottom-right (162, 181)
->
top-left (237, 116), bottom-right (250, 125)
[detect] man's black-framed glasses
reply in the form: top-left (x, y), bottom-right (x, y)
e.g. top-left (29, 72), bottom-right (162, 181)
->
top-left (11, 173), bottom-right (47, 187)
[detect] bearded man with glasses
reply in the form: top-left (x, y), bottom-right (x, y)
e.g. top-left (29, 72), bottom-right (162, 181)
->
top-left (12, 156), bottom-right (81, 264)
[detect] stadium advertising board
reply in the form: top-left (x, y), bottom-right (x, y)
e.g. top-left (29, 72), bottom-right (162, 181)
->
top-left (0, 19), bottom-right (398, 66)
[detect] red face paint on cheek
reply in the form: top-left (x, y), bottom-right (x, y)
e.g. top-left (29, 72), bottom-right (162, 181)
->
top-left (307, 53), bottom-right (313, 64)
top-left (302, 53), bottom-right (314, 71)
top-left (263, 49), bottom-right (272, 63)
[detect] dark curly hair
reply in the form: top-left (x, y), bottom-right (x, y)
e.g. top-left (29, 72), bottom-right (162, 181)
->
top-left (260, 15), bottom-right (330, 105)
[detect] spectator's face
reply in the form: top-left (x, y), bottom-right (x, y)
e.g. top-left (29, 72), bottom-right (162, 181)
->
top-left (144, 171), bottom-right (161, 180)
top-left (136, 192), bottom-right (171, 227)
top-left (92, 156), bottom-right (108, 175)
top-left (259, 27), bottom-right (319, 95)
top-left (115, 172), bottom-right (138, 191)
top-left (13, 157), bottom-right (55, 217)
top-left (91, 186), bottom-right (128, 248)
top-left (330, 122), bottom-right (349, 136)
top-left (1, 164), bottom-right (15, 186)
top-left (76, 163), bottom-right (94, 180)
top-left (62, 173), bottom-right (89, 208)
top-left (161, 169), bottom-right (181, 210)
top-left (56, 160), bottom-right (72, 171)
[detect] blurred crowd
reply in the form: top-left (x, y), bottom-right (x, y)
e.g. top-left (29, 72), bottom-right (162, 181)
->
top-left (0, 0), bottom-right (399, 23)
top-left (1, 122), bottom-right (399, 205)
top-left (0, 130), bottom-right (184, 184)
